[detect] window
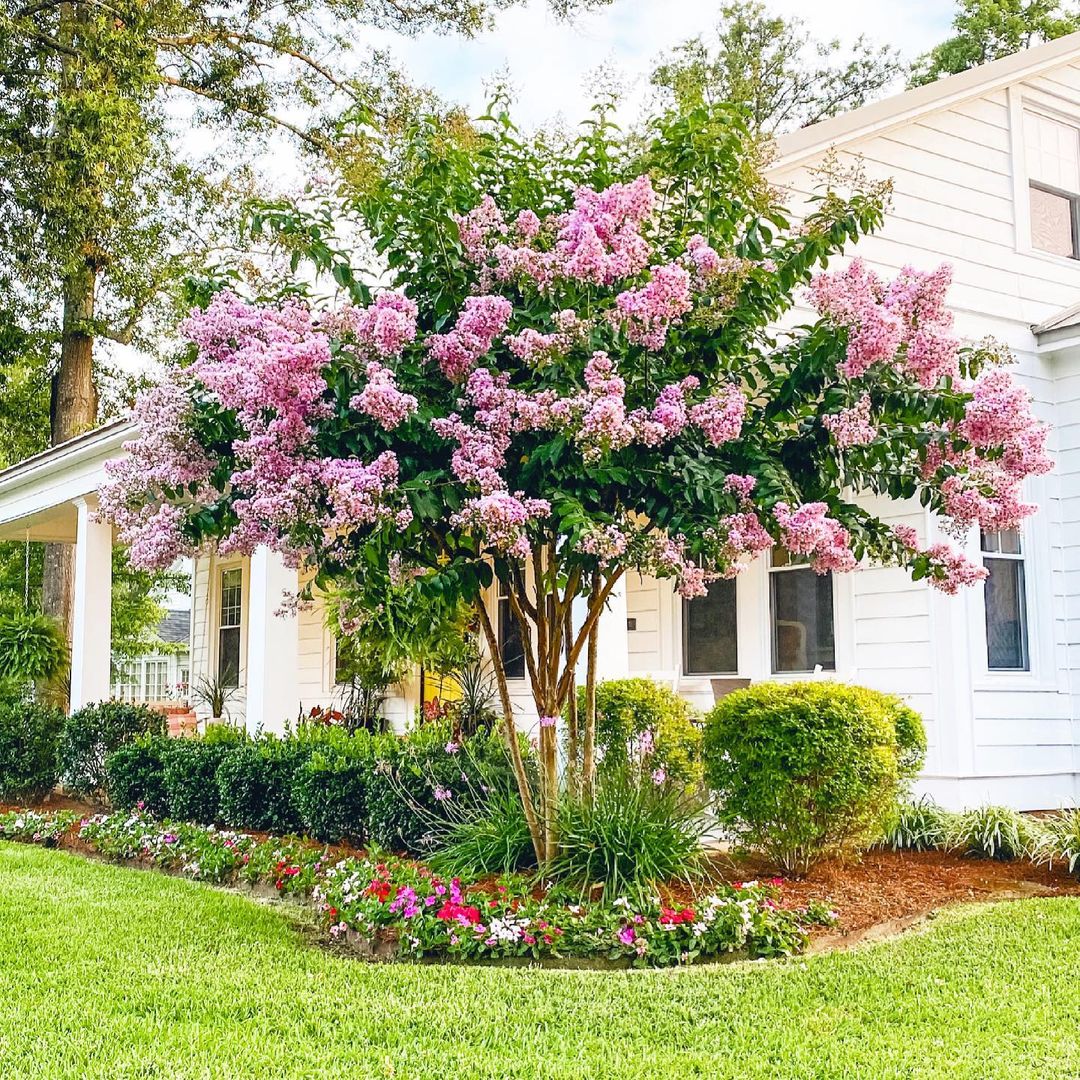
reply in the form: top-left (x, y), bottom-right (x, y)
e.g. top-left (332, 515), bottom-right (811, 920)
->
top-left (144, 659), bottom-right (169, 702)
top-left (334, 633), bottom-right (358, 685)
top-left (683, 578), bottom-right (738, 675)
top-left (982, 529), bottom-right (1029, 671)
top-left (1025, 110), bottom-right (1080, 258)
top-left (112, 660), bottom-right (140, 701)
top-left (770, 548), bottom-right (836, 673)
top-left (498, 591), bottom-right (525, 680)
top-left (217, 567), bottom-right (242, 688)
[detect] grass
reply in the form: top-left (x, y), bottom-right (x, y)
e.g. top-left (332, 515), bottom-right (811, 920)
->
top-left (2, 844), bottom-right (1080, 1079)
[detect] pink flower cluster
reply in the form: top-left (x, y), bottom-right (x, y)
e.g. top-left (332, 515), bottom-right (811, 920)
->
top-left (689, 385), bottom-right (747, 447)
top-left (98, 380), bottom-right (216, 569)
top-left (457, 177), bottom-right (655, 290)
top-left (823, 393), bottom-right (875, 448)
top-left (892, 524), bottom-right (988, 595)
top-left (773, 502), bottom-right (857, 573)
top-left (325, 292), bottom-right (419, 357)
top-left (322, 453), bottom-right (410, 534)
top-left (809, 259), bottom-right (958, 385)
top-left (427, 295), bottom-right (513, 381)
top-left (615, 263), bottom-right (693, 350)
top-left (350, 361), bottom-right (418, 431)
top-left (451, 491), bottom-right (551, 559)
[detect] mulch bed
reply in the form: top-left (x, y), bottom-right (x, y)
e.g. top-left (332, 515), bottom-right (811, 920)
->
top-left (7, 794), bottom-right (1080, 952)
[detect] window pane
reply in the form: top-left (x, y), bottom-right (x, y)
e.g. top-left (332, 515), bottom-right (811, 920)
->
top-left (771, 568), bottom-right (836, 673)
top-left (1025, 111), bottom-right (1080, 191)
top-left (145, 660), bottom-right (168, 701)
top-left (499, 596), bottom-right (525, 680)
top-left (219, 626), bottom-right (241, 688)
top-left (335, 634), bottom-right (357, 684)
top-left (684, 578), bottom-right (738, 674)
top-left (1030, 186), bottom-right (1075, 258)
top-left (219, 568), bottom-right (242, 628)
top-left (984, 558), bottom-right (1028, 670)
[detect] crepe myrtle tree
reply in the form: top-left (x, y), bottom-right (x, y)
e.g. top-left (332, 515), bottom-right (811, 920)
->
top-left (97, 104), bottom-right (1052, 864)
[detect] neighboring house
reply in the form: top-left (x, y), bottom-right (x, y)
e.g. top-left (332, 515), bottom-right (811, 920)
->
top-left (111, 609), bottom-right (191, 705)
top-left (4, 34), bottom-right (1080, 807)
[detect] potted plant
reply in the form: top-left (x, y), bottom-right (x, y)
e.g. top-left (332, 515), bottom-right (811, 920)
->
top-left (191, 673), bottom-right (238, 728)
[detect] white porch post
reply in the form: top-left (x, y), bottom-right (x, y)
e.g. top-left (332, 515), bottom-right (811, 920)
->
top-left (69, 495), bottom-right (112, 711)
top-left (245, 546), bottom-right (300, 735)
top-left (574, 576), bottom-right (629, 683)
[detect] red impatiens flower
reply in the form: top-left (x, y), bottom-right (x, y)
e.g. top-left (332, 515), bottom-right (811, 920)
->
top-left (435, 901), bottom-right (482, 926)
top-left (659, 906), bottom-right (696, 926)
top-left (366, 878), bottom-right (392, 903)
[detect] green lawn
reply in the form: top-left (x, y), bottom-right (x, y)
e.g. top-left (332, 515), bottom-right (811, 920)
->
top-left (2, 844), bottom-right (1080, 1079)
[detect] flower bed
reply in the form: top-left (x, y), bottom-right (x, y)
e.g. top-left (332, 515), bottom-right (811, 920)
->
top-left (0, 808), bottom-right (834, 967)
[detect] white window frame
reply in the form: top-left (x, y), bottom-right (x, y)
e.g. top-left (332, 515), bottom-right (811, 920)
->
top-left (212, 561), bottom-right (247, 690)
top-left (768, 549), bottom-right (839, 676)
top-left (1009, 86), bottom-right (1080, 266)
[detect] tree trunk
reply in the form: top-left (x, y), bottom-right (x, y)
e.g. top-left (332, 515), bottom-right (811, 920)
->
top-left (42, 266), bottom-right (99, 672)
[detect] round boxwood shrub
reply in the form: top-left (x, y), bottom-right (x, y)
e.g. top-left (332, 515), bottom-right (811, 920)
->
top-left (58, 700), bottom-right (166, 799)
top-left (703, 681), bottom-right (926, 876)
top-left (292, 734), bottom-right (374, 843)
top-left (576, 677), bottom-right (703, 786)
top-left (163, 727), bottom-right (246, 825)
top-left (215, 736), bottom-right (312, 833)
top-left (105, 736), bottom-right (170, 816)
top-left (0, 700), bottom-right (64, 800)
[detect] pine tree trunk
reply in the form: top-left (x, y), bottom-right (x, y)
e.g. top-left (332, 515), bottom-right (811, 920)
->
top-left (42, 266), bottom-right (99, 675)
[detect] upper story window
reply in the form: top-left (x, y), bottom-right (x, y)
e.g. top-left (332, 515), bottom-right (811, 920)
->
top-left (981, 529), bottom-right (1029, 671)
top-left (1025, 110), bottom-right (1080, 259)
top-left (770, 547), bottom-right (836, 674)
top-left (218, 567), bottom-right (242, 688)
top-left (683, 577), bottom-right (738, 675)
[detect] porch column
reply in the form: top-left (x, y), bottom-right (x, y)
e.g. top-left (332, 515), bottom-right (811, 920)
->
top-left (245, 546), bottom-right (300, 735)
top-left (574, 576), bottom-right (629, 683)
top-left (69, 495), bottom-right (112, 711)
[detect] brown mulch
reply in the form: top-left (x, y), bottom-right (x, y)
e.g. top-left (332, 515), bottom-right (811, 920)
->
top-left (706, 848), bottom-right (1080, 946)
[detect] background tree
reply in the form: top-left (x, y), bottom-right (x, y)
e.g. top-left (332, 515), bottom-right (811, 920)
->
top-left (99, 99), bottom-right (1051, 863)
top-left (650, 1), bottom-right (905, 132)
top-left (0, 0), bottom-right (611, 640)
top-left (911, 0), bottom-right (1080, 85)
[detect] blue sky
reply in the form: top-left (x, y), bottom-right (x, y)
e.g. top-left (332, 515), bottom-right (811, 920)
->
top-left (366, 0), bottom-right (957, 128)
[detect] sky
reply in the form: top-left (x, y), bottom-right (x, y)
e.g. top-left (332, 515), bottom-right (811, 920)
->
top-left (364, 0), bottom-right (956, 129)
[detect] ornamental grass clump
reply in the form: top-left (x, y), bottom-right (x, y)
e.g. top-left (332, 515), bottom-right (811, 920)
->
top-left (97, 94), bottom-right (1053, 866)
top-left (945, 804), bottom-right (1034, 861)
top-left (1029, 809), bottom-right (1080, 876)
top-left (878, 796), bottom-right (950, 852)
top-left (704, 682), bottom-right (926, 876)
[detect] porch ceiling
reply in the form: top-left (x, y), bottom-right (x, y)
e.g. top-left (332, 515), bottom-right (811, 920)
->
top-left (0, 420), bottom-right (134, 543)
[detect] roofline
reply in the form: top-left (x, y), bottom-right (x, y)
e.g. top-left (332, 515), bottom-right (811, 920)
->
top-left (0, 420), bottom-right (135, 494)
top-left (772, 30), bottom-right (1080, 172)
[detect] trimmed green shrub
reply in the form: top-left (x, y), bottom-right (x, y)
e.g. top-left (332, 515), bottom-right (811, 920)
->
top-left (215, 736), bottom-right (313, 833)
top-left (58, 700), bottom-right (165, 798)
top-left (292, 731), bottom-right (375, 843)
top-left (105, 736), bottom-right (170, 817)
top-left (878, 796), bottom-right (950, 852)
top-left (0, 700), bottom-right (64, 800)
top-left (945, 804), bottom-right (1033, 860)
top-left (551, 764), bottom-right (708, 900)
top-left (703, 681), bottom-right (928, 876)
top-left (163, 732), bottom-right (245, 824)
top-left (576, 677), bottom-right (703, 786)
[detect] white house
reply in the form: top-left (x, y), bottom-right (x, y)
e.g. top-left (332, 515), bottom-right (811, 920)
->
top-left (111, 608), bottom-right (191, 706)
top-left (5, 33), bottom-right (1080, 809)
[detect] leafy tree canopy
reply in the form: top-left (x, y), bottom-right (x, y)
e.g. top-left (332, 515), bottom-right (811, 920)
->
top-left (911, 0), bottom-right (1080, 86)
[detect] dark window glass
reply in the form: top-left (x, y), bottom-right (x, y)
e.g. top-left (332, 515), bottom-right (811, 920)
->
top-left (218, 568), bottom-right (242, 688)
top-left (770, 554), bottom-right (835, 673)
top-left (683, 578), bottom-right (738, 674)
top-left (982, 530), bottom-right (1029, 671)
top-left (499, 595), bottom-right (525, 680)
